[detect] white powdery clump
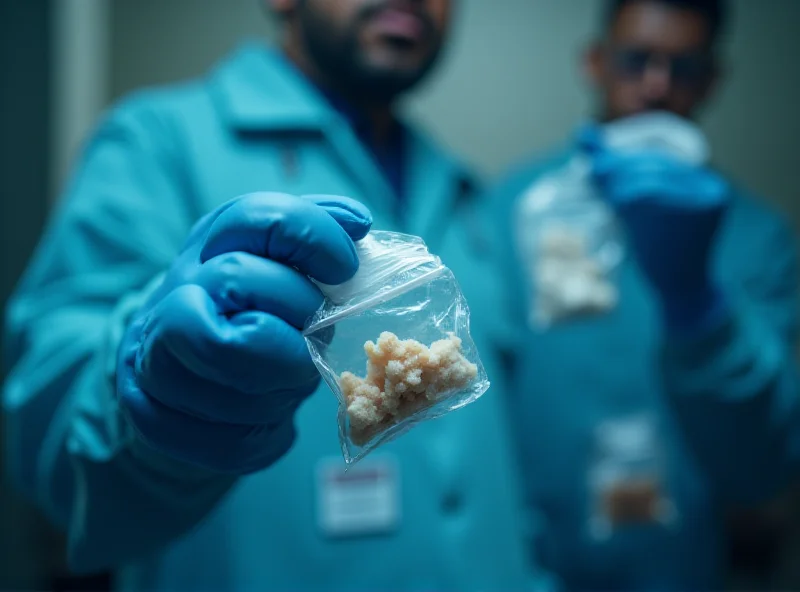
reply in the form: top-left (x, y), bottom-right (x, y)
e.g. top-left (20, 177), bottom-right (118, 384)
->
top-left (339, 332), bottom-right (477, 446)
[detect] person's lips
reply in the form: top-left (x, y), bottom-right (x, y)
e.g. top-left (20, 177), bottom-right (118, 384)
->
top-left (369, 7), bottom-right (425, 42)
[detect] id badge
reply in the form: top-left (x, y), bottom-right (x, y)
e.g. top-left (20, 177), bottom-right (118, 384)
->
top-left (587, 414), bottom-right (678, 541)
top-left (316, 456), bottom-right (401, 538)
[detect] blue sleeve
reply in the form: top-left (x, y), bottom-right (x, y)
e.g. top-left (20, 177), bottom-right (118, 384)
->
top-left (661, 214), bottom-right (800, 504)
top-left (2, 96), bottom-right (236, 573)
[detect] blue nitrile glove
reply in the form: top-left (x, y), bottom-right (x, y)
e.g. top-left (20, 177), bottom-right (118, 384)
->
top-left (116, 193), bottom-right (372, 474)
top-left (578, 125), bottom-right (731, 334)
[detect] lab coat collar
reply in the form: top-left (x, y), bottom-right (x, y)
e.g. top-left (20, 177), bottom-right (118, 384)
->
top-left (210, 40), bottom-right (335, 131)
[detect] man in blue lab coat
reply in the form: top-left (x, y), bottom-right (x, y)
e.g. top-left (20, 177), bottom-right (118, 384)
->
top-left (490, 0), bottom-right (800, 590)
top-left (2, 1), bottom-right (545, 590)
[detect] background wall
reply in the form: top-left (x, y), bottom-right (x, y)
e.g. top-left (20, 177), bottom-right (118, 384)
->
top-left (1, 2), bottom-right (57, 590)
top-left (104, 0), bottom-right (800, 228)
top-left (51, 0), bottom-right (110, 200)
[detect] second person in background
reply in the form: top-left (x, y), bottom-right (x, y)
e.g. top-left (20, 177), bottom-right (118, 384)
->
top-left (490, 0), bottom-right (800, 590)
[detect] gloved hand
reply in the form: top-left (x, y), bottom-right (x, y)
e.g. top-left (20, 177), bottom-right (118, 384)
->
top-left (116, 193), bottom-right (372, 474)
top-left (578, 125), bottom-right (731, 333)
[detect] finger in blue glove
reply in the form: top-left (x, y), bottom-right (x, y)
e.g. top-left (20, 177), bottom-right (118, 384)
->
top-left (577, 127), bottom-right (731, 334)
top-left (118, 193), bottom-right (372, 474)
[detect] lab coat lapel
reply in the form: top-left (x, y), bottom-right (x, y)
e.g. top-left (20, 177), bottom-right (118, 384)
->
top-left (322, 118), bottom-right (399, 226)
top-left (323, 117), bottom-right (476, 239)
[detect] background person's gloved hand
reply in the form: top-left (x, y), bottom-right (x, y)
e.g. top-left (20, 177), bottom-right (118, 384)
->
top-left (116, 193), bottom-right (372, 474)
top-left (578, 126), bottom-right (731, 334)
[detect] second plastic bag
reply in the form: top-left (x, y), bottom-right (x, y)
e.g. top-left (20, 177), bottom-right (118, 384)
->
top-left (304, 231), bottom-right (490, 465)
top-left (516, 111), bottom-right (711, 330)
top-left (516, 156), bottom-right (624, 329)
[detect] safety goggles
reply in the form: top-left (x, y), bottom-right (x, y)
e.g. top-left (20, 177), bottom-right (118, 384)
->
top-left (606, 46), bottom-right (715, 87)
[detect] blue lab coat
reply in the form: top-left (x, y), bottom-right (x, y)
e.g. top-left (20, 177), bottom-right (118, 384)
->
top-left (2, 43), bottom-right (545, 591)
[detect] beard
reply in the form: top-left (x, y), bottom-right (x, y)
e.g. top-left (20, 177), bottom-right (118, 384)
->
top-left (296, 0), bottom-right (445, 102)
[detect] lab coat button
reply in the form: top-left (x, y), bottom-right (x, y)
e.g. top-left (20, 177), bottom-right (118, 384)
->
top-left (441, 491), bottom-right (463, 514)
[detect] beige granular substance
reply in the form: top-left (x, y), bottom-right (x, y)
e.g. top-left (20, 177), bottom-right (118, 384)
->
top-left (340, 331), bottom-right (478, 446)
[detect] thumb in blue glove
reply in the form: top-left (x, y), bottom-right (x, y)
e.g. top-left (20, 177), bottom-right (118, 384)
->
top-left (116, 193), bottom-right (372, 474)
top-left (577, 125), bottom-right (731, 334)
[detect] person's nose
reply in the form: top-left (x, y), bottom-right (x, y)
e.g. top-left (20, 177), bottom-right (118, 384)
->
top-left (641, 57), bottom-right (673, 102)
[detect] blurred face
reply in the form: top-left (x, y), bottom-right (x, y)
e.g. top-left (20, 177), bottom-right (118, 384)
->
top-left (279, 0), bottom-right (451, 101)
top-left (585, 0), bottom-right (720, 121)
